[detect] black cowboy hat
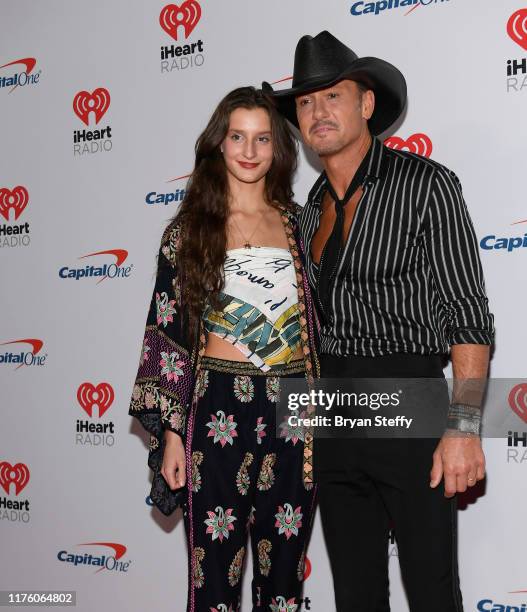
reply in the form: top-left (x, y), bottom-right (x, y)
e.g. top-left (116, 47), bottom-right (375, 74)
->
top-left (262, 31), bottom-right (407, 136)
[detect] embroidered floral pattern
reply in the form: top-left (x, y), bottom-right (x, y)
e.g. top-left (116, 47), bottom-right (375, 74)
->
top-left (257, 539), bottom-right (272, 577)
top-left (161, 224), bottom-right (181, 266)
top-left (236, 452), bottom-right (253, 495)
top-left (269, 596), bottom-right (298, 612)
top-left (149, 434), bottom-right (159, 452)
top-left (254, 416), bottom-right (267, 445)
top-left (228, 546), bottom-right (245, 586)
top-left (275, 503), bottom-right (303, 540)
top-left (195, 369), bottom-right (209, 398)
top-left (265, 376), bottom-right (280, 402)
top-left (144, 390), bottom-right (156, 409)
top-left (191, 451), bottom-right (204, 493)
top-left (139, 338), bottom-right (150, 366)
top-left (257, 453), bottom-right (276, 491)
top-left (206, 410), bottom-right (238, 447)
top-left (210, 604), bottom-right (235, 612)
top-left (172, 277), bottom-right (182, 307)
top-left (168, 411), bottom-right (182, 431)
top-left (130, 381), bottom-right (186, 433)
top-left (158, 391), bottom-right (185, 432)
top-left (156, 291), bottom-right (177, 327)
top-left (233, 375), bottom-right (254, 403)
top-left (278, 411), bottom-right (306, 445)
top-left (204, 506), bottom-right (237, 542)
top-left (160, 350), bottom-right (185, 383)
top-left (193, 547), bottom-right (205, 588)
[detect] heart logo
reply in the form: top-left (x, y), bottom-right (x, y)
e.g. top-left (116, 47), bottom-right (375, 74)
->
top-left (303, 556), bottom-right (312, 581)
top-left (0, 461), bottom-right (30, 495)
top-left (0, 186), bottom-right (29, 221)
top-left (508, 383), bottom-right (527, 424)
top-left (384, 133), bottom-right (433, 158)
top-left (77, 382), bottom-right (115, 418)
top-left (160, 1), bottom-right (202, 41)
top-left (73, 88), bottom-right (111, 127)
top-left (507, 9), bottom-right (527, 51)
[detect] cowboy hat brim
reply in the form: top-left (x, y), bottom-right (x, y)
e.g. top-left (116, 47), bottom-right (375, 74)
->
top-left (263, 57), bottom-right (407, 136)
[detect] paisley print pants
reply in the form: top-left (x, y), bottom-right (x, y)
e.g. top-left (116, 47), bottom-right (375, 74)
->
top-left (183, 356), bottom-right (317, 612)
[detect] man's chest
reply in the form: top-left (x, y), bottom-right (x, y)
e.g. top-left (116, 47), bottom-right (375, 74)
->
top-left (310, 188), bottom-right (364, 265)
top-left (301, 188), bottom-right (427, 284)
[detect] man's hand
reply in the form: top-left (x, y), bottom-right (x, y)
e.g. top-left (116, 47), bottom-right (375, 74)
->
top-left (161, 430), bottom-right (186, 490)
top-left (430, 431), bottom-right (486, 497)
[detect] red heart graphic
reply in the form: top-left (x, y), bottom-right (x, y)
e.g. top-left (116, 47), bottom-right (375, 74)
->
top-left (508, 383), bottom-right (527, 424)
top-left (384, 133), bottom-right (433, 158)
top-left (77, 382), bottom-right (115, 418)
top-left (0, 461), bottom-right (30, 495)
top-left (0, 186), bottom-right (29, 221)
top-left (160, 1), bottom-right (202, 41)
top-left (73, 88), bottom-right (111, 126)
top-left (507, 9), bottom-right (527, 51)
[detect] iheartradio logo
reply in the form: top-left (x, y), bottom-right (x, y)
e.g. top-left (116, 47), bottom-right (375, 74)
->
top-left (160, 1), bottom-right (201, 40)
top-left (507, 9), bottom-right (527, 51)
top-left (0, 186), bottom-right (29, 221)
top-left (0, 461), bottom-right (30, 495)
top-left (303, 555), bottom-right (312, 581)
top-left (73, 88), bottom-right (110, 126)
top-left (384, 133), bottom-right (433, 158)
top-left (77, 382), bottom-right (115, 418)
top-left (509, 383), bottom-right (527, 424)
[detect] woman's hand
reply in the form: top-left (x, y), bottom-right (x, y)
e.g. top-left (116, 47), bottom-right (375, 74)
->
top-left (161, 430), bottom-right (186, 490)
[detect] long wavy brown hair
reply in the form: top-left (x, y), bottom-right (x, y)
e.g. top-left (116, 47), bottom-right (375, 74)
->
top-left (169, 86), bottom-right (298, 340)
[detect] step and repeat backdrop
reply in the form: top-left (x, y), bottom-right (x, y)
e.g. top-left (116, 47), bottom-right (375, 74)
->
top-left (2, 1), bottom-right (527, 610)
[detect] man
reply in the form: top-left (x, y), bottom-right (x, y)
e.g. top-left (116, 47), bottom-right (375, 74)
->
top-left (264, 32), bottom-right (494, 611)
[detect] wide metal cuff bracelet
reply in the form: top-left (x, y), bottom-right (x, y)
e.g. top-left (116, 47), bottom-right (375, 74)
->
top-left (447, 403), bottom-right (482, 435)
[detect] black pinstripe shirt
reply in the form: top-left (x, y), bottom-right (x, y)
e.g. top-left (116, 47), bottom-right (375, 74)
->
top-left (299, 136), bottom-right (495, 357)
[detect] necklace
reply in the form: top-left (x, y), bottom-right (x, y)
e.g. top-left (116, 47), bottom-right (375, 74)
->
top-left (230, 208), bottom-right (266, 249)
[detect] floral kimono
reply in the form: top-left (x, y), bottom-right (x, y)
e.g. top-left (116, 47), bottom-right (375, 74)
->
top-left (129, 204), bottom-right (321, 516)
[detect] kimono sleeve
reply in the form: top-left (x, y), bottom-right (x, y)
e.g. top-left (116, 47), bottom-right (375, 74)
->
top-left (128, 224), bottom-right (194, 514)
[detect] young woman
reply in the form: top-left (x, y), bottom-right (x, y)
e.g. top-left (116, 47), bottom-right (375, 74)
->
top-left (129, 86), bottom-right (320, 612)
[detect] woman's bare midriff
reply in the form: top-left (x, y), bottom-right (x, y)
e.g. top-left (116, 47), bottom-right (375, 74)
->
top-left (203, 333), bottom-right (304, 362)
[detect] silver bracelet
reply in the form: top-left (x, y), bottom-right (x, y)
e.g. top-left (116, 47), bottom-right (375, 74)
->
top-left (447, 403), bottom-right (482, 435)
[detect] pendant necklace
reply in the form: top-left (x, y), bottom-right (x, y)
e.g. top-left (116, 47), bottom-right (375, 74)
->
top-left (230, 208), bottom-right (266, 249)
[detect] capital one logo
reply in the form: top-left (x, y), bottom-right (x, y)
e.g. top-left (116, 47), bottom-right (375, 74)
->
top-left (0, 186), bottom-right (29, 221)
top-left (57, 542), bottom-right (130, 574)
top-left (0, 57), bottom-right (40, 93)
top-left (0, 461), bottom-right (30, 495)
top-left (384, 133), bottom-right (433, 158)
top-left (0, 338), bottom-right (46, 369)
top-left (509, 383), bottom-right (527, 424)
top-left (73, 88), bottom-right (111, 126)
top-left (160, 1), bottom-right (202, 40)
top-left (146, 173), bottom-right (190, 206)
top-left (59, 249), bottom-right (132, 283)
top-left (507, 9), bottom-right (527, 51)
top-left (77, 382), bottom-right (115, 418)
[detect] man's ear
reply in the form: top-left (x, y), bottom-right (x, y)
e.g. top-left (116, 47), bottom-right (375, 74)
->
top-left (362, 90), bottom-right (375, 121)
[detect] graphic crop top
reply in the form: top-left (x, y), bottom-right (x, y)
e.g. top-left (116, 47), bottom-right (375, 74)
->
top-left (202, 246), bottom-right (301, 372)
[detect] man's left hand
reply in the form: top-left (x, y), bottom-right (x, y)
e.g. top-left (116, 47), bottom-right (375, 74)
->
top-left (430, 432), bottom-right (486, 497)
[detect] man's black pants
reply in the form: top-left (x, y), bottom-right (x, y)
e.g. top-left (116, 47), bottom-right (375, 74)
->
top-left (315, 353), bottom-right (464, 612)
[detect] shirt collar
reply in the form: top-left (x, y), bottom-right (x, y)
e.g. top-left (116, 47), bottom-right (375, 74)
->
top-left (308, 136), bottom-right (389, 208)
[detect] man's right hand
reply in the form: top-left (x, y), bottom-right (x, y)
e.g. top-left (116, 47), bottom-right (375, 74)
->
top-left (161, 430), bottom-right (186, 490)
